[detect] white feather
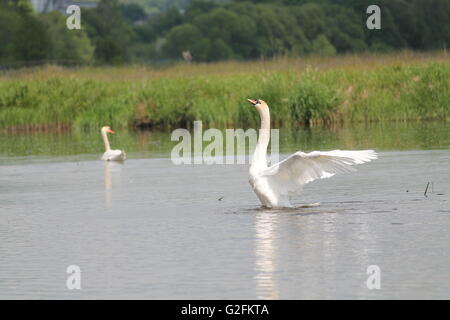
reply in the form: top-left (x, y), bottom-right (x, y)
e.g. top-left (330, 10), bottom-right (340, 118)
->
top-left (101, 149), bottom-right (126, 161)
top-left (100, 126), bottom-right (126, 161)
top-left (247, 99), bottom-right (377, 208)
top-left (262, 149), bottom-right (377, 192)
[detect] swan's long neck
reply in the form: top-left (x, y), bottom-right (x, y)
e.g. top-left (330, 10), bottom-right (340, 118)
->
top-left (102, 130), bottom-right (111, 151)
top-left (251, 105), bottom-right (270, 173)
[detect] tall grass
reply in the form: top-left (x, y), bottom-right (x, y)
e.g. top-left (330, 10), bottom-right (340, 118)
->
top-left (0, 52), bottom-right (448, 131)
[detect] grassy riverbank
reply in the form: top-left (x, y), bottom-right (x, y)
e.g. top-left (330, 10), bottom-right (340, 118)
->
top-left (0, 52), bottom-right (449, 131)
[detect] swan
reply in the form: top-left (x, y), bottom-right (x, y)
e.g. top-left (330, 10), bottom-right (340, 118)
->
top-left (247, 99), bottom-right (377, 208)
top-left (100, 126), bottom-right (126, 161)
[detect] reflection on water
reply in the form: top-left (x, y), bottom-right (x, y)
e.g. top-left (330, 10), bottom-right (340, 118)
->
top-left (0, 120), bottom-right (449, 299)
top-left (0, 121), bottom-right (448, 164)
top-left (104, 162), bottom-right (113, 190)
top-left (254, 211), bottom-right (279, 299)
top-left (0, 150), bottom-right (448, 299)
top-left (104, 161), bottom-right (124, 209)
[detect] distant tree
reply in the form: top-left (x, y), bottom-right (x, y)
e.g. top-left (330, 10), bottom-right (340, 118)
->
top-left (226, 1), bottom-right (259, 58)
top-left (4, 0), bottom-right (450, 65)
top-left (39, 11), bottom-right (94, 64)
top-left (163, 23), bottom-right (206, 60)
top-left (185, 0), bottom-right (219, 22)
top-left (0, 4), bottom-right (22, 65)
top-left (251, 4), bottom-right (310, 57)
top-left (120, 3), bottom-right (147, 23)
top-left (83, 0), bottom-right (135, 64)
top-left (10, 1), bottom-right (50, 63)
top-left (291, 3), bottom-right (326, 42)
top-left (413, 0), bottom-right (450, 50)
top-left (323, 4), bottom-right (367, 52)
top-left (134, 22), bottom-right (158, 43)
top-left (208, 39), bottom-right (234, 60)
top-left (312, 35), bottom-right (336, 56)
top-left (150, 7), bottom-right (184, 35)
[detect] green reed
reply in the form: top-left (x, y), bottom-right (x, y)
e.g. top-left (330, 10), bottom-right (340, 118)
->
top-left (0, 53), bottom-right (448, 131)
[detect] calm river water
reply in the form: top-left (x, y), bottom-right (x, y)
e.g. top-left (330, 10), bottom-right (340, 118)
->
top-left (0, 122), bottom-right (449, 299)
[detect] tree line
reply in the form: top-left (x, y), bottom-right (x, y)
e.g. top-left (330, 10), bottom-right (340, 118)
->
top-left (1, 0), bottom-right (449, 66)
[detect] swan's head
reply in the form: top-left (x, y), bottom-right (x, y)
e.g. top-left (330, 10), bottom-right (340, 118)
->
top-left (247, 99), bottom-right (269, 111)
top-left (101, 126), bottom-right (115, 134)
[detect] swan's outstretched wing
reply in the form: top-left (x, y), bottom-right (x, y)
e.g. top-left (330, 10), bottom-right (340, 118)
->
top-left (262, 150), bottom-right (377, 194)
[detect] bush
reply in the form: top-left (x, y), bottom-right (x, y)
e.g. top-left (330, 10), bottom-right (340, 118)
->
top-left (291, 74), bottom-right (342, 124)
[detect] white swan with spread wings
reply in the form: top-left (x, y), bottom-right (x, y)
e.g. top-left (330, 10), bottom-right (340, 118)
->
top-left (247, 99), bottom-right (377, 208)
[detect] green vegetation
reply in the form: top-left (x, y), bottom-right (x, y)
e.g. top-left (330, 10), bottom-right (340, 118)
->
top-left (1, 121), bottom-right (449, 161)
top-left (0, 53), bottom-right (448, 131)
top-left (1, 0), bottom-right (449, 65)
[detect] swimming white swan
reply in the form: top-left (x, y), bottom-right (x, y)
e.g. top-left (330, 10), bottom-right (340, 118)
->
top-left (101, 126), bottom-right (126, 161)
top-left (247, 99), bottom-right (377, 208)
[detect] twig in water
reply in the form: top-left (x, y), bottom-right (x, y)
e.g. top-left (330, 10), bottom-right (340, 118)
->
top-left (424, 182), bottom-right (430, 197)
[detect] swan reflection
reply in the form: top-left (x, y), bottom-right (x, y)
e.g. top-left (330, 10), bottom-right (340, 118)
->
top-left (104, 161), bottom-right (123, 208)
top-left (254, 211), bottom-right (279, 299)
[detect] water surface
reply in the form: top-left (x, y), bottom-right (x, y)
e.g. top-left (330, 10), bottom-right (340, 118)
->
top-left (0, 122), bottom-right (449, 299)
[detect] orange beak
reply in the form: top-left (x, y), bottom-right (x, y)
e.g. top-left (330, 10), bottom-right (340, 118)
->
top-left (107, 129), bottom-right (115, 134)
top-left (247, 99), bottom-right (257, 105)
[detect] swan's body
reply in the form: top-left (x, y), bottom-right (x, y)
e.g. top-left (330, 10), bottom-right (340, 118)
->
top-left (101, 126), bottom-right (126, 161)
top-left (247, 99), bottom-right (377, 208)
